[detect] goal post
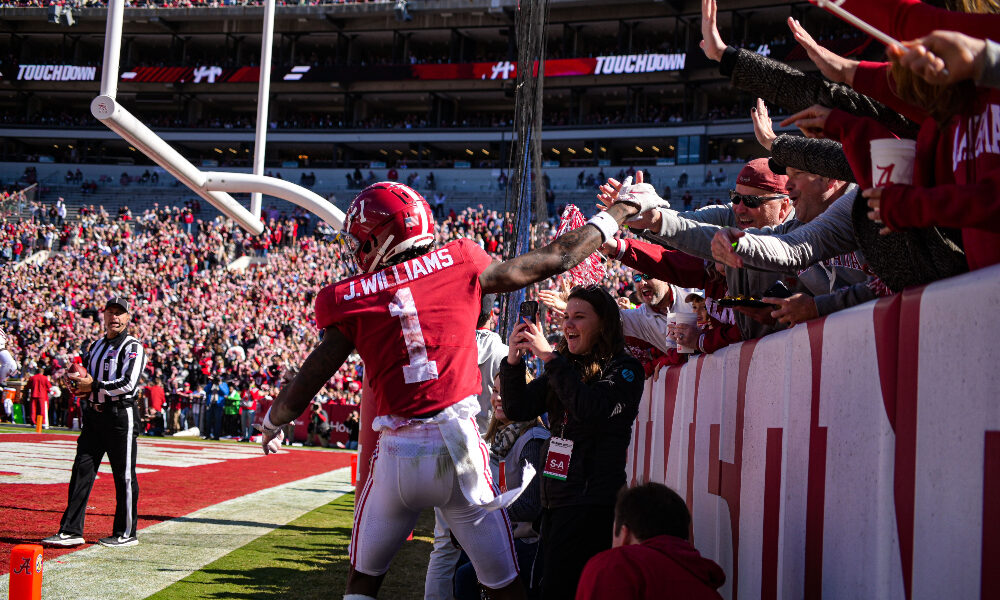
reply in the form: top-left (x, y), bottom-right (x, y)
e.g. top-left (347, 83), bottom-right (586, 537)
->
top-left (92, 0), bottom-right (345, 235)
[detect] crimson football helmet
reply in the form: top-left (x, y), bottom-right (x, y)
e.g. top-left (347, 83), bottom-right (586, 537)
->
top-left (343, 182), bottom-right (436, 273)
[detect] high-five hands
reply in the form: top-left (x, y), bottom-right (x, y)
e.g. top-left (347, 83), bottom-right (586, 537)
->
top-left (596, 171), bottom-right (665, 231)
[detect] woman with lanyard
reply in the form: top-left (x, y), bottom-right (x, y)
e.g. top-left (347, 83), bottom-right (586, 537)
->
top-left (500, 285), bottom-right (645, 600)
top-left (455, 370), bottom-right (550, 599)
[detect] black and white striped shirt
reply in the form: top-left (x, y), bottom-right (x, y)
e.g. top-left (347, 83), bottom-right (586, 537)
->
top-left (83, 333), bottom-right (147, 405)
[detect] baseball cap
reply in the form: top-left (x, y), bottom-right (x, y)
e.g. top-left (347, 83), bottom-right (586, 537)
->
top-left (105, 296), bottom-right (131, 313)
top-left (735, 158), bottom-right (788, 194)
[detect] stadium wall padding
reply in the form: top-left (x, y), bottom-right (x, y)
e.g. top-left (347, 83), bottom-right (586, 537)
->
top-left (626, 263), bottom-right (1000, 600)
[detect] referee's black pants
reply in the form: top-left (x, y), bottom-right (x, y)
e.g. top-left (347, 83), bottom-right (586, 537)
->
top-left (59, 403), bottom-right (140, 538)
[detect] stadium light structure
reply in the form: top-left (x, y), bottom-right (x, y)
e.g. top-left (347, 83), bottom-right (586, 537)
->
top-left (91, 0), bottom-right (346, 236)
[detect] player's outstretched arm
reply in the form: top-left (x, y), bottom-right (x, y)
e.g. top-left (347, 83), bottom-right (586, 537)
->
top-left (268, 326), bottom-right (355, 426)
top-left (479, 202), bottom-right (638, 293)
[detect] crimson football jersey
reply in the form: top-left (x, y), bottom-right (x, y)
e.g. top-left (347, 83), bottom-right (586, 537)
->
top-left (315, 238), bottom-right (494, 418)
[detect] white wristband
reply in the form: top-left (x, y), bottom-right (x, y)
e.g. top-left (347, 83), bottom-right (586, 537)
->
top-left (261, 407), bottom-right (280, 433)
top-left (586, 211), bottom-right (619, 243)
top-left (614, 238), bottom-right (627, 261)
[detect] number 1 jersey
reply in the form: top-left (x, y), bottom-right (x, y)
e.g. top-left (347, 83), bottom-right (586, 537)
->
top-left (315, 238), bottom-right (494, 418)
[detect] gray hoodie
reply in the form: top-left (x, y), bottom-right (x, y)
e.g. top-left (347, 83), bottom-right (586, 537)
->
top-left (475, 328), bottom-right (508, 434)
top-left (643, 204), bottom-right (795, 341)
top-left (645, 187), bottom-right (888, 320)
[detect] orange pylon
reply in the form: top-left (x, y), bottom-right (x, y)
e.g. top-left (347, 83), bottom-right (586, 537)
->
top-left (9, 544), bottom-right (43, 600)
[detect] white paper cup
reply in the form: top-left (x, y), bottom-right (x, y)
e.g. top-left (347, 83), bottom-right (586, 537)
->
top-left (870, 138), bottom-right (917, 186)
top-left (669, 312), bottom-right (699, 354)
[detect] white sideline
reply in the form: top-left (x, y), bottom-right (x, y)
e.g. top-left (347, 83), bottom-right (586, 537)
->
top-left (0, 467), bottom-right (353, 600)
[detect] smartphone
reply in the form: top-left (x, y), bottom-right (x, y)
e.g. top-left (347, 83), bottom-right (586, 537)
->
top-left (518, 300), bottom-right (538, 322)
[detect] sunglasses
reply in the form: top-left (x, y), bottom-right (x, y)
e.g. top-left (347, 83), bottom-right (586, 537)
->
top-left (632, 273), bottom-right (653, 283)
top-left (729, 190), bottom-right (788, 209)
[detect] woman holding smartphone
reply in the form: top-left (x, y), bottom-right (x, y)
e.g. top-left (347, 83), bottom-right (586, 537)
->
top-left (454, 371), bottom-right (549, 599)
top-left (500, 285), bottom-right (644, 600)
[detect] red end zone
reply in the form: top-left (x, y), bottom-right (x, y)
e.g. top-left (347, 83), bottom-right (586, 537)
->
top-left (0, 433), bottom-right (354, 573)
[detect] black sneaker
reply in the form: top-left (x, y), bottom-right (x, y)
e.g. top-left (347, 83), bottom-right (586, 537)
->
top-left (42, 532), bottom-right (85, 546)
top-left (98, 535), bottom-right (138, 547)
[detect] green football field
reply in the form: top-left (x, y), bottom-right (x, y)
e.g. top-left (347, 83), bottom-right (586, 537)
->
top-left (0, 429), bottom-right (434, 599)
top-left (148, 493), bottom-right (435, 600)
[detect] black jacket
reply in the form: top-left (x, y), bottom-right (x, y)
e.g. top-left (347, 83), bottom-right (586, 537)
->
top-left (500, 350), bottom-right (644, 509)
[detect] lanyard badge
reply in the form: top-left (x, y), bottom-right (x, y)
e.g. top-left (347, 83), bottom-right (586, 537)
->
top-left (542, 437), bottom-right (574, 480)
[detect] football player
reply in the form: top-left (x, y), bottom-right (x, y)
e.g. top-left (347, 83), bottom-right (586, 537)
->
top-left (258, 181), bottom-right (658, 599)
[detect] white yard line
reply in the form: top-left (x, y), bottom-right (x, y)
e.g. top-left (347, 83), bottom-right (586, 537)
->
top-left (1, 467), bottom-right (353, 600)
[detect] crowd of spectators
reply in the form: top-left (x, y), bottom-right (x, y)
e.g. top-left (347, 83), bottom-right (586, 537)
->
top-left (0, 200), bottom-right (360, 434)
top-left (0, 187), bottom-right (30, 217)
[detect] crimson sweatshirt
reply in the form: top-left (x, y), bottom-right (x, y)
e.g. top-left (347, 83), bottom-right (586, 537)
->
top-left (820, 0), bottom-right (1000, 40)
top-left (880, 89), bottom-right (1000, 270)
top-left (575, 534), bottom-right (725, 600)
top-left (616, 238), bottom-right (742, 354)
top-left (845, 42), bottom-right (1000, 270)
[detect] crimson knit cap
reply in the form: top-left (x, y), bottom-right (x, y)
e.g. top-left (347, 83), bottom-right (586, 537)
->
top-left (736, 158), bottom-right (788, 194)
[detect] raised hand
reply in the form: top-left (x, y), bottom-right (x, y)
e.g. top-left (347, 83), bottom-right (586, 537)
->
top-left (788, 16), bottom-right (859, 86)
top-left (700, 0), bottom-right (726, 62)
top-left (750, 98), bottom-right (777, 151)
top-left (596, 173), bottom-right (638, 212)
top-left (538, 289), bottom-right (568, 314)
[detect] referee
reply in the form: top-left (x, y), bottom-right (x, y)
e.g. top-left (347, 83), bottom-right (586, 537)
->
top-left (42, 296), bottom-right (147, 548)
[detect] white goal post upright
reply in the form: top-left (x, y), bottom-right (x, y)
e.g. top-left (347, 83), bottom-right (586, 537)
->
top-left (98, 0), bottom-right (123, 99)
top-left (91, 94), bottom-right (264, 233)
top-left (92, 0), bottom-right (345, 235)
top-left (251, 0), bottom-right (277, 220)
